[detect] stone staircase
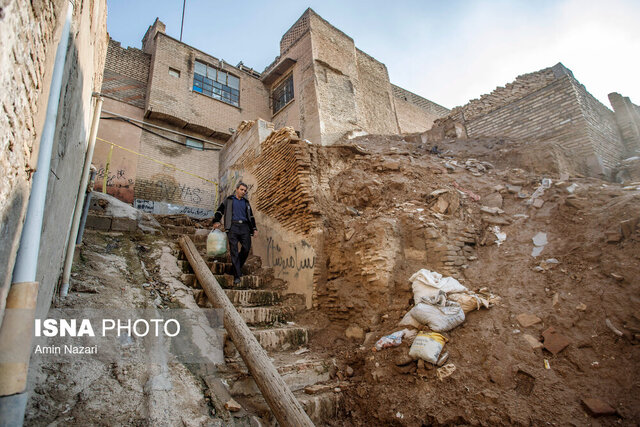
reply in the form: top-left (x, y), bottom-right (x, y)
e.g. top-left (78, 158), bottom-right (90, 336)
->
top-left (173, 227), bottom-right (343, 425)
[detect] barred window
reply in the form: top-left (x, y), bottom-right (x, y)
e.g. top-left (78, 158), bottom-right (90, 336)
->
top-left (272, 74), bottom-right (294, 114)
top-left (192, 60), bottom-right (240, 107)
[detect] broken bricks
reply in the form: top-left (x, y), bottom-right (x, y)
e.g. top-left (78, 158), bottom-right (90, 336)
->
top-left (517, 313), bottom-right (542, 328)
top-left (541, 326), bottom-right (570, 355)
top-left (581, 398), bottom-right (618, 417)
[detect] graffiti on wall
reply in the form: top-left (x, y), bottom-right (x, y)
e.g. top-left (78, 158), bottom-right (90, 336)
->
top-left (265, 236), bottom-right (315, 277)
top-left (96, 168), bottom-right (134, 187)
top-left (137, 178), bottom-right (209, 205)
top-left (134, 199), bottom-right (214, 218)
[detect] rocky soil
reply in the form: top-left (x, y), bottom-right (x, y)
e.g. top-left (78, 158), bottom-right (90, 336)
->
top-left (300, 134), bottom-right (640, 426)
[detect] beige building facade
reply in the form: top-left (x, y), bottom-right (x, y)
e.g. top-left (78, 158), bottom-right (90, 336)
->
top-left (95, 9), bottom-right (448, 217)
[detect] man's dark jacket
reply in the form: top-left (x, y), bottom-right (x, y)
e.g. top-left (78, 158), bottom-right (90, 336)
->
top-left (213, 195), bottom-right (257, 233)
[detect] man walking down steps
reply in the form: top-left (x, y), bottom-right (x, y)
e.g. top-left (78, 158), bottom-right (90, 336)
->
top-left (213, 182), bottom-right (258, 284)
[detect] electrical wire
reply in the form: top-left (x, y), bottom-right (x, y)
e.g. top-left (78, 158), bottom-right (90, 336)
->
top-left (100, 116), bottom-right (221, 151)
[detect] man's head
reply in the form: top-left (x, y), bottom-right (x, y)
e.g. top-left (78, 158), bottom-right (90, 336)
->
top-left (234, 182), bottom-right (248, 199)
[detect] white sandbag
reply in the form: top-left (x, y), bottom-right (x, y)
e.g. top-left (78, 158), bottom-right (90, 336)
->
top-left (409, 292), bottom-right (465, 332)
top-left (409, 269), bottom-right (468, 302)
top-left (438, 276), bottom-right (468, 294)
top-left (398, 311), bottom-right (422, 329)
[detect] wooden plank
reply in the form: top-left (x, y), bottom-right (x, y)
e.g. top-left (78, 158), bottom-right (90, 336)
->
top-left (179, 236), bottom-right (313, 427)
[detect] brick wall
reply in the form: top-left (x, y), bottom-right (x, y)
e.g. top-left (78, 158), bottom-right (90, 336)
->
top-left (392, 85), bottom-right (450, 133)
top-left (0, 0), bottom-right (108, 319)
top-left (572, 80), bottom-right (624, 173)
top-left (267, 32), bottom-right (321, 143)
top-left (280, 9), bottom-right (310, 55)
top-left (609, 92), bottom-right (640, 155)
top-left (101, 39), bottom-right (150, 108)
top-left (428, 63), bottom-right (626, 177)
top-left (133, 123), bottom-right (222, 212)
top-left (145, 33), bottom-right (271, 137)
top-left (93, 98), bottom-right (145, 203)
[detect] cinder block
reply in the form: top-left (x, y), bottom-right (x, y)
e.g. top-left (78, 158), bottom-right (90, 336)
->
top-left (86, 214), bottom-right (112, 231)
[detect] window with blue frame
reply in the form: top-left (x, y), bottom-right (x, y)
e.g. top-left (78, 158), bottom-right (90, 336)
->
top-left (193, 60), bottom-right (240, 107)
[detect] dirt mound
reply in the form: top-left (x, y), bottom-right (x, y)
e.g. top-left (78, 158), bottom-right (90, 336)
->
top-left (301, 133), bottom-right (640, 425)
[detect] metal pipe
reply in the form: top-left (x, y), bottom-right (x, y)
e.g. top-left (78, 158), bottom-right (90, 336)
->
top-left (0, 2), bottom-right (74, 424)
top-left (60, 96), bottom-right (103, 298)
top-left (76, 168), bottom-right (97, 245)
top-left (100, 108), bottom-right (225, 147)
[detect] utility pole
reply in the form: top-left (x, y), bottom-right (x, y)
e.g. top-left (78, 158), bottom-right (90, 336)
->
top-left (180, 0), bottom-right (186, 41)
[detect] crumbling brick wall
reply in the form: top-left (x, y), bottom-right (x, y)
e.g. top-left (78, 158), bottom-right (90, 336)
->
top-left (0, 0), bottom-right (108, 320)
top-left (250, 128), bottom-right (316, 236)
top-left (427, 63), bottom-right (626, 177)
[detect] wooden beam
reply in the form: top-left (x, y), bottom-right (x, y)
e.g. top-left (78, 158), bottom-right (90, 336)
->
top-left (179, 236), bottom-right (313, 427)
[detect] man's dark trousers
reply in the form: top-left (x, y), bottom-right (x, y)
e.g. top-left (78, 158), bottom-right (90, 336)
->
top-left (228, 222), bottom-right (251, 280)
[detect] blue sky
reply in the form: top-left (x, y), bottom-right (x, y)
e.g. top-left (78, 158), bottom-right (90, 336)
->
top-left (106, 0), bottom-right (640, 109)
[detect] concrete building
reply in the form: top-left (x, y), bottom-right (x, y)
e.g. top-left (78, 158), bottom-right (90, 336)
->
top-left (94, 9), bottom-right (448, 217)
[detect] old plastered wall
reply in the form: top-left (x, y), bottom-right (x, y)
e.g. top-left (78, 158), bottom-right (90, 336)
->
top-left (354, 49), bottom-right (399, 135)
top-left (0, 0), bottom-right (108, 319)
top-left (392, 84), bottom-right (450, 133)
top-left (132, 122), bottom-right (222, 218)
top-left (144, 29), bottom-right (270, 136)
top-left (93, 99), bottom-right (144, 203)
top-left (219, 125), bottom-right (318, 307)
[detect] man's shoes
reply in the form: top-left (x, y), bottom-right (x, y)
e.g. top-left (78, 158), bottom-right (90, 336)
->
top-left (233, 277), bottom-right (241, 284)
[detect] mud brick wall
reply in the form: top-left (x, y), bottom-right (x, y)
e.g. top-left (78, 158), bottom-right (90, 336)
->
top-left (609, 93), bottom-right (640, 155)
top-left (392, 84), bottom-right (450, 133)
top-left (101, 39), bottom-right (150, 108)
top-left (465, 76), bottom-right (592, 154)
top-left (252, 128), bottom-right (316, 236)
top-left (0, 0), bottom-right (108, 320)
top-left (424, 223), bottom-right (478, 280)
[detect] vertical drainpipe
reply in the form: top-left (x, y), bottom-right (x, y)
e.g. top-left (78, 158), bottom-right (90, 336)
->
top-left (0, 2), bottom-right (74, 425)
top-left (60, 95), bottom-right (103, 298)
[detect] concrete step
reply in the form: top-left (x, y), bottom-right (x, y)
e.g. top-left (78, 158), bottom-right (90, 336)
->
top-left (215, 274), bottom-right (261, 290)
top-left (251, 325), bottom-right (308, 350)
top-left (225, 356), bottom-right (331, 397)
top-left (236, 306), bottom-right (294, 326)
top-left (239, 386), bottom-right (343, 425)
top-left (225, 289), bottom-right (280, 307)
